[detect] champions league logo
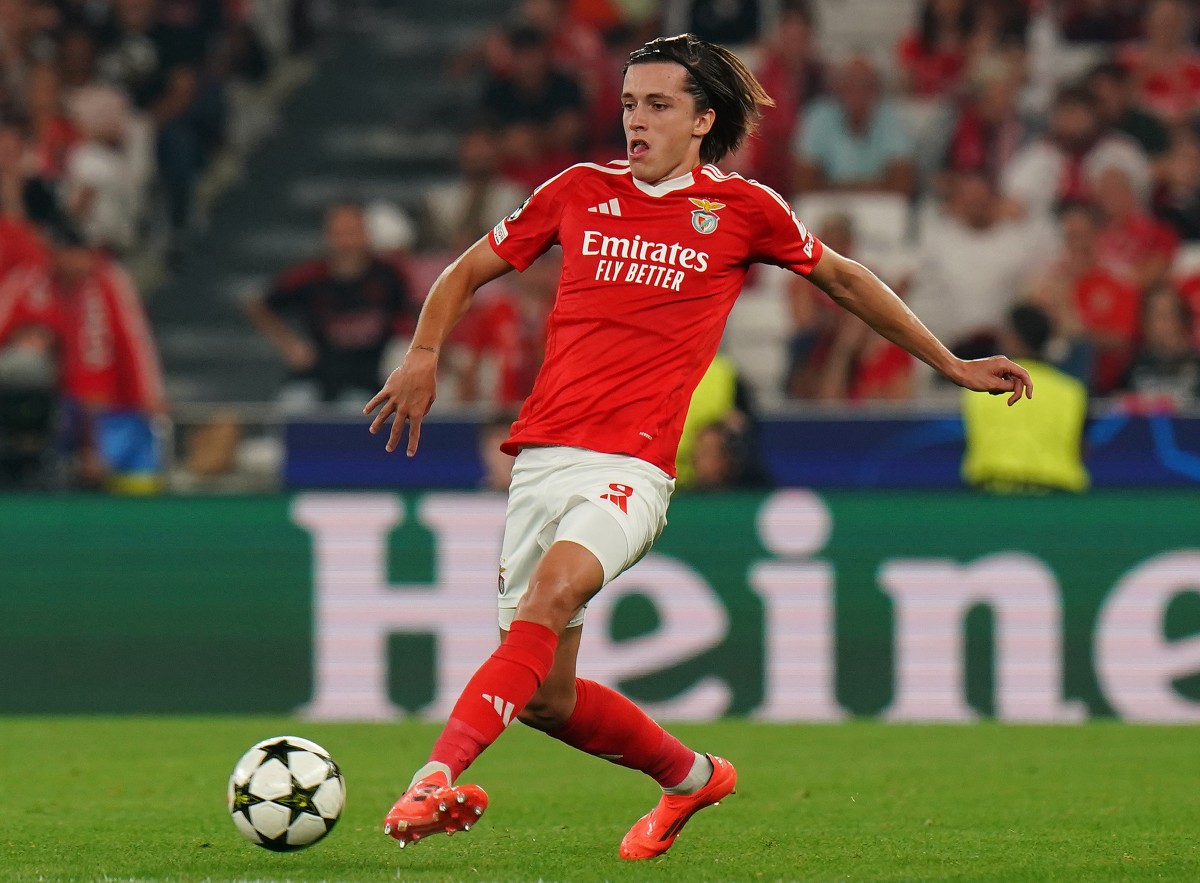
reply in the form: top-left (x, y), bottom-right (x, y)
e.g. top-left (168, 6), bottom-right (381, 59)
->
top-left (688, 198), bottom-right (725, 235)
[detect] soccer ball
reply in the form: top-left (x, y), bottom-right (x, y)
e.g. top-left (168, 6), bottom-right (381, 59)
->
top-left (227, 736), bottom-right (346, 851)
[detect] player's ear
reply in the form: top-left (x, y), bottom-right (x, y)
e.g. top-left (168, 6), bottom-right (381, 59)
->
top-left (692, 108), bottom-right (715, 137)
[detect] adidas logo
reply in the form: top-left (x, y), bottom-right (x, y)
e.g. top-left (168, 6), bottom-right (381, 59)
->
top-left (587, 198), bottom-right (622, 217)
top-left (481, 693), bottom-right (516, 726)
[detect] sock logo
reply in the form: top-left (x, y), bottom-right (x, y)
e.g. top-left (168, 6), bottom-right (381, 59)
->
top-left (600, 483), bottom-right (634, 513)
top-left (481, 693), bottom-right (516, 726)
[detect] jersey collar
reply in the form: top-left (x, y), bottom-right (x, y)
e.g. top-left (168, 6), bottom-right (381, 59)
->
top-left (629, 166), bottom-right (697, 198)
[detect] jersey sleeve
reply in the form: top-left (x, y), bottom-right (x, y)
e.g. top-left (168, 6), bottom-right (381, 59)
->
top-left (748, 183), bottom-right (824, 276)
top-left (488, 166), bottom-right (580, 271)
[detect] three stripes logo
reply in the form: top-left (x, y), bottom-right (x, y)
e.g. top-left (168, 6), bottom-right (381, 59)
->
top-left (482, 693), bottom-right (516, 726)
top-left (599, 483), bottom-right (634, 514)
top-left (587, 197), bottom-right (622, 217)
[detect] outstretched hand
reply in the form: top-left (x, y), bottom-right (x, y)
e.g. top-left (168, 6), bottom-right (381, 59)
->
top-left (954, 355), bottom-right (1033, 406)
top-left (363, 352), bottom-right (438, 455)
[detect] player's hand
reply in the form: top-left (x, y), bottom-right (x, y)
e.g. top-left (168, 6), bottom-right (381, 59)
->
top-left (363, 350), bottom-right (438, 455)
top-left (952, 356), bottom-right (1033, 406)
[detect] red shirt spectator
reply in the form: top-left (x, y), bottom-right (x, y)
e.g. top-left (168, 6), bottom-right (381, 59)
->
top-left (0, 217), bottom-right (48, 282)
top-left (944, 61), bottom-right (1025, 179)
top-left (0, 248), bottom-right (165, 412)
top-left (1092, 163), bottom-right (1179, 292)
top-left (1074, 267), bottom-right (1141, 392)
top-left (1118, 0), bottom-right (1200, 124)
top-left (896, 0), bottom-right (976, 99)
top-left (457, 289), bottom-right (549, 405)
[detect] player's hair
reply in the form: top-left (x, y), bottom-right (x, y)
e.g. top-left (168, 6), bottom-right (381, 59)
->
top-left (624, 34), bottom-right (774, 166)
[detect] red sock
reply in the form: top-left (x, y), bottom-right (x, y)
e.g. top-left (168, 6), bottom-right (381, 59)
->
top-left (549, 678), bottom-right (695, 789)
top-left (429, 620), bottom-right (558, 780)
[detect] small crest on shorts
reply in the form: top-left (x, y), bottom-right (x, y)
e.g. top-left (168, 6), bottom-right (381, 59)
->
top-left (689, 198), bottom-right (725, 235)
top-left (498, 560), bottom-right (507, 595)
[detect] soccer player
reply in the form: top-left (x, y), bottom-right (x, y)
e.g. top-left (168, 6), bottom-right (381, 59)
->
top-left (364, 33), bottom-right (1032, 859)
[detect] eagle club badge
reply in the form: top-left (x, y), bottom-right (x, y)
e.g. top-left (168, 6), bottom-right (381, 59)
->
top-left (689, 198), bottom-right (725, 234)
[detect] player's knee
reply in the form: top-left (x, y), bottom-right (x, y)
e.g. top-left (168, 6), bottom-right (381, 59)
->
top-left (516, 574), bottom-right (590, 630)
top-left (518, 684), bottom-right (574, 731)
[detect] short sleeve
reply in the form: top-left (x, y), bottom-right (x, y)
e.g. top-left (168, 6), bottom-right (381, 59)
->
top-left (795, 100), bottom-right (833, 162)
top-left (749, 183), bottom-right (824, 276)
top-left (488, 167), bottom-right (578, 271)
top-left (875, 103), bottom-right (914, 159)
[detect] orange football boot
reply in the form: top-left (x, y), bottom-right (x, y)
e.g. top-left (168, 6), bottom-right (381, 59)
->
top-left (382, 772), bottom-right (488, 848)
top-left (618, 754), bottom-right (737, 860)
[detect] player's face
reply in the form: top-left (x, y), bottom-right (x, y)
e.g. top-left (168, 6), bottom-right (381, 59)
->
top-left (621, 62), bottom-right (714, 185)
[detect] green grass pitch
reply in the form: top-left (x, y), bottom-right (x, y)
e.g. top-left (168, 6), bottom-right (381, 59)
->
top-left (1, 717), bottom-right (1198, 882)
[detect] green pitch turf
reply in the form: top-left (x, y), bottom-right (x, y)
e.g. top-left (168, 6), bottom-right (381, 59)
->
top-left (1, 718), bottom-right (1198, 882)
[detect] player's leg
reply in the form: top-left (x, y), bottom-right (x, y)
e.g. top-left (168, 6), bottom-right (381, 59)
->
top-left (383, 539), bottom-right (602, 845)
top-left (520, 500), bottom-right (737, 860)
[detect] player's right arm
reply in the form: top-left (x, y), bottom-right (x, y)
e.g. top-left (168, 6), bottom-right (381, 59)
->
top-left (365, 236), bottom-right (515, 455)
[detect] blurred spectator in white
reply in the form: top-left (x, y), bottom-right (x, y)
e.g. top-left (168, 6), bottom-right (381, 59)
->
top-left (23, 61), bottom-right (78, 181)
top-left (743, 0), bottom-right (823, 196)
top-left (0, 220), bottom-right (167, 491)
top-left (420, 128), bottom-right (525, 254)
top-left (453, 250), bottom-right (557, 408)
top-left (1027, 201), bottom-right (1139, 394)
top-left (480, 24), bottom-right (586, 190)
top-left (896, 0), bottom-right (976, 100)
top-left (1118, 0), bottom-right (1200, 127)
top-left (1154, 130), bottom-right (1200, 241)
top-left (942, 54), bottom-right (1027, 184)
top-left (793, 56), bottom-right (916, 196)
top-left (907, 169), bottom-right (1055, 361)
top-left (1092, 161), bottom-right (1178, 294)
top-left (62, 83), bottom-right (155, 252)
top-left (1058, 0), bottom-right (1142, 44)
top-left (1001, 85), bottom-right (1150, 219)
top-left (1120, 286), bottom-right (1200, 406)
top-left (1086, 62), bottom-right (1170, 171)
top-left (246, 202), bottom-right (418, 408)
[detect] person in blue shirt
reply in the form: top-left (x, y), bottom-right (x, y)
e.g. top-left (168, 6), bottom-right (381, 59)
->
top-left (793, 56), bottom-right (917, 196)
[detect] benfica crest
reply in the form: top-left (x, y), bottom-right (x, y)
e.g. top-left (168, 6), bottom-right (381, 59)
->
top-left (689, 198), bottom-right (726, 234)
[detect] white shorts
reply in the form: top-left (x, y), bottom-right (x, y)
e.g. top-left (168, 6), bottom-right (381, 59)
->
top-left (497, 446), bottom-right (675, 629)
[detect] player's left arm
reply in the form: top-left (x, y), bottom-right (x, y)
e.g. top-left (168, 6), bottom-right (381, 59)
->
top-left (807, 247), bottom-right (1032, 405)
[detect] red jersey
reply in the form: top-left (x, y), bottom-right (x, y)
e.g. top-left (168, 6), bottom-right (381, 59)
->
top-left (1073, 267), bottom-right (1140, 393)
top-left (488, 160), bottom-right (824, 475)
top-left (0, 258), bottom-right (165, 411)
top-left (458, 287), bottom-right (549, 405)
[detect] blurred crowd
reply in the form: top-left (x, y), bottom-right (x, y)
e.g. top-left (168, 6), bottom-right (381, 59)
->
top-left (6, 0), bottom-right (1200, 492)
top-left (398, 0), bottom-right (1200, 410)
top-left (0, 0), bottom-right (312, 487)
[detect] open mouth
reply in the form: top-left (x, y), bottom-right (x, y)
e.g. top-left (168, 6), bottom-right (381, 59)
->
top-left (628, 139), bottom-right (649, 158)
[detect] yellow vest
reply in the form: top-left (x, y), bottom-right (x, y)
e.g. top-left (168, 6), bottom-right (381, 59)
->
top-left (675, 353), bottom-right (739, 487)
top-left (962, 360), bottom-right (1090, 493)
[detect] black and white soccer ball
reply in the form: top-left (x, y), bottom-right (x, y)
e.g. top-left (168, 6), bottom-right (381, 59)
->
top-left (227, 736), bottom-right (346, 851)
